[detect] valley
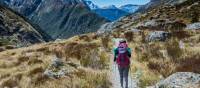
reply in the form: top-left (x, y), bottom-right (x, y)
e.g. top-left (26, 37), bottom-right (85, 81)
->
top-left (0, 0), bottom-right (200, 88)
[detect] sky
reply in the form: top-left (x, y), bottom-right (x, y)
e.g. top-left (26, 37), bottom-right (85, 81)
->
top-left (90, 0), bottom-right (150, 7)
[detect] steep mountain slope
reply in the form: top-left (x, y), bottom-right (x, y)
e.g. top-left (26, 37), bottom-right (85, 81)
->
top-left (0, 5), bottom-right (51, 51)
top-left (0, 0), bottom-right (108, 39)
top-left (136, 0), bottom-right (189, 13)
top-left (84, 0), bottom-right (99, 10)
top-left (109, 0), bottom-right (200, 31)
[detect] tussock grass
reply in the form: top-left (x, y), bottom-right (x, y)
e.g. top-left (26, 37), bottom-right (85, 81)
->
top-left (115, 29), bottom-right (200, 87)
top-left (0, 33), bottom-right (111, 88)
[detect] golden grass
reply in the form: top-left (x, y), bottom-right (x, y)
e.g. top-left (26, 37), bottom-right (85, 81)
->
top-left (0, 33), bottom-right (111, 88)
top-left (117, 30), bottom-right (200, 87)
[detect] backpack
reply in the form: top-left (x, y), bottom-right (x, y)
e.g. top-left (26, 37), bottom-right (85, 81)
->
top-left (116, 47), bottom-right (130, 67)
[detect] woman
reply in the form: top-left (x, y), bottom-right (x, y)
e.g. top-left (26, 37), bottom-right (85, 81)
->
top-left (113, 40), bottom-right (131, 88)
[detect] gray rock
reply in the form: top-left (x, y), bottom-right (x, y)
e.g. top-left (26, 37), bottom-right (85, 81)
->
top-left (44, 56), bottom-right (77, 79)
top-left (143, 20), bottom-right (159, 27)
top-left (51, 56), bottom-right (63, 68)
top-left (98, 22), bottom-right (122, 33)
top-left (186, 22), bottom-right (200, 30)
top-left (155, 72), bottom-right (200, 88)
top-left (146, 31), bottom-right (171, 42)
top-left (0, 47), bottom-right (5, 52)
top-left (136, 19), bottom-right (186, 30)
top-left (130, 29), bottom-right (141, 33)
top-left (98, 22), bottom-right (114, 34)
top-left (166, 0), bottom-right (188, 6)
top-left (44, 70), bottom-right (57, 79)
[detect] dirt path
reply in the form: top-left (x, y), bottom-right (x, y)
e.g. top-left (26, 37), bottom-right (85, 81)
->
top-left (109, 54), bottom-right (140, 88)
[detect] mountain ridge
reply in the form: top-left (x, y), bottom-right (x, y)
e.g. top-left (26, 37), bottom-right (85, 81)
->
top-left (0, 5), bottom-right (51, 51)
top-left (84, 0), bottom-right (140, 21)
top-left (0, 0), bottom-right (108, 39)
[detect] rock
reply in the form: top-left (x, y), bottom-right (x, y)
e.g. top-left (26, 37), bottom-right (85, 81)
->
top-left (51, 56), bottom-right (63, 68)
top-left (44, 69), bottom-right (66, 79)
top-left (44, 56), bottom-right (76, 79)
top-left (55, 39), bottom-right (62, 42)
top-left (0, 47), bottom-right (5, 52)
top-left (143, 20), bottom-right (159, 27)
top-left (130, 29), bottom-right (141, 33)
top-left (186, 22), bottom-right (200, 30)
top-left (146, 31), bottom-right (171, 42)
top-left (5, 45), bottom-right (15, 49)
top-left (98, 22), bottom-right (121, 34)
top-left (136, 19), bottom-right (186, 30)
top-left (154, 72), bottom-right (200, 88)
top-left (44, 70), bottom-right (57, 79)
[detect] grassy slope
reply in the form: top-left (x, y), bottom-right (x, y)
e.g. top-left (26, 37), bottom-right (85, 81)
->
top-left (108, 0), bottom-right (200, 87)
top-left (0, 33), bottom-right (111, 88)
top-left (0, 5), bottom-right (49, 51)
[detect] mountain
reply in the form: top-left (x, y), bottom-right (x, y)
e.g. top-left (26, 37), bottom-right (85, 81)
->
top-left (119, 4), bottom-right (140, 13)
top-left (94, 5), bottom-right (130, 21)
top-left (84, 0), bottom-right (99, 10)
top-left (84, 1), bottom-right (140, 21)
top-left (102, 5), bottom-right (118, 9)
top-left (0, 0), bottom-right (108, 39)
top-left (0, 5), bottom-right (51, 51)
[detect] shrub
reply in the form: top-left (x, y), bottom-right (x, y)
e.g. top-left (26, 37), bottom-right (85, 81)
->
top-left (176, 52), bottom-right (200, 73)
top-left (165, 38), bottom-right (183, 60)
top-left (101, 35), bottom-right (110, 49)
top-left (124, 31), bottom-right (133, 42)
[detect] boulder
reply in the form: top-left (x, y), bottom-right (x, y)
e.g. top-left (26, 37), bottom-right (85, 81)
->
top-left (44, 56), bottom-right (76, 79)
top-left (130, 29), bottom-right (141, 33)
top-left (146, 31), bottom-right (171, 42)
top-left (5, 45), bottom-right (15, 49)
top-left (186, 22), bottom-right (200, 30)
top-left (51, 56), bottom-right (63, 68)
top-left (155, 72), bottom-right (200, 88)
top-left (0, 47), bottom-right (5, 52)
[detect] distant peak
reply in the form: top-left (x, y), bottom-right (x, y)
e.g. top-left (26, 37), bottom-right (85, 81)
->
top-left (84, 0), bottom-right (99, 10)
top-left (102, 5), bottom-right (118, 9)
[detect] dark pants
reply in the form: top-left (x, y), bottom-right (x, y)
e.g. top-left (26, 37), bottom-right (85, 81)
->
top-left (118, 65), bottom-right (130, 88)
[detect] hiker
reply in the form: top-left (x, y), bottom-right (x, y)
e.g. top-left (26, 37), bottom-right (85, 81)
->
top-left (114, 39), bottom-right (131, 88)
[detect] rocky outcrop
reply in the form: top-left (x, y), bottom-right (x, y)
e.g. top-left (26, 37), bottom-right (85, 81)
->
top-left (0, 5), bottom-right (50, 50)
top-left (154, 72), bottom-right (200, 88)
top-left (136, 19), bottom-right (186, 30)
top-left (146, 31), bottom-right (171, 42)
top-left (0, 0), bottom-right (108, 39)
top-left (186, 22), bottom-right (200, 30)
top-left (44, 56), bottom-right (78, 79)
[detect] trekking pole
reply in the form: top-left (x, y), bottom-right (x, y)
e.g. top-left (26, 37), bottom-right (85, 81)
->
top-left (115, 62), bottom-right (117, 82)
top-left (129, 65), bottom-right (132, 88)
